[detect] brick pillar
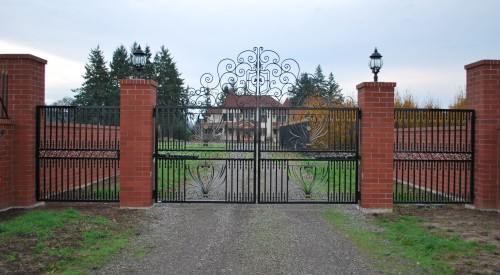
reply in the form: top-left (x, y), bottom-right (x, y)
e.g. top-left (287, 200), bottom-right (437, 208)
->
top-left (119, 79), bottom-right (157, 208)
top-left (357, 82), bottom-right (396, 212)
top-left (465, 60), bottom-right (500, 210)
top-left (0, 55), bottom-right (46, 208)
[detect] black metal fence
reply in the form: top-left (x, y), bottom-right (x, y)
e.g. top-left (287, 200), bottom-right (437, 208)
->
top-left (394, 108), bottom-right (475, 203)
top-left (36, 106), bottom-right (120, 202)
top-left (1, 71), bottom-right (8, 119)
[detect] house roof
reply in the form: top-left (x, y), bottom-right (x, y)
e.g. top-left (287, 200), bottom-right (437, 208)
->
top-left (205, 93), bottom-right (289, 114)
top-left (221, 92), bottom-right (284, 107)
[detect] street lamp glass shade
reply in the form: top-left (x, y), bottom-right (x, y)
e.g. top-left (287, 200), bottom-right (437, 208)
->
top-left (369, 48), bottom-right (383, 70)
top-left (132, 45), bottom-right (147, 68)
top-left (369, 47), bottom-right (383, 82)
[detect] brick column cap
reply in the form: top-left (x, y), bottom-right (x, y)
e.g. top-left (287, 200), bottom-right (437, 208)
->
top-left (464, 59), bottom-right (500, 70)
top-left (356, 82), bottom-right (397, 90)
top-left (119, 79), bottom-right (158, 87)
top-left (0, 54), bottom-right (47, 64)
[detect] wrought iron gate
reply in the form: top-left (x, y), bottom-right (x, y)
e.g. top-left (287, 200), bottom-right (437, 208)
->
top-left (154, 47), bottom-right (359, 203)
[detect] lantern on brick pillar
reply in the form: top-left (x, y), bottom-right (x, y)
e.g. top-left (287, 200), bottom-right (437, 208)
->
top-left (132, 45), bottom-right (147, 79)
top-left (369, 48), bottom-right (383, 82)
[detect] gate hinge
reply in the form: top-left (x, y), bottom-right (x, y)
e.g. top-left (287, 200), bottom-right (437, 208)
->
top-left (152, 189), bottom-right (157, 199)
top-left (153, 107), bottom-right (156, 117)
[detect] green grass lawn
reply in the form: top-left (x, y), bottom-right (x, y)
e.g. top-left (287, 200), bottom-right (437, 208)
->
top-left (0, 209), bottom-right (132, 274)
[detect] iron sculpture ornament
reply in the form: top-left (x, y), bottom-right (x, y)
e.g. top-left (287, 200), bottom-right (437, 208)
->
top-left (186, 47), bottom-right (300, 107)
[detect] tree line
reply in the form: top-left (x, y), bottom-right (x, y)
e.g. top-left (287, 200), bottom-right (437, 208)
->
top-left (394, 88), bottom-right (467, 109)
top-left (53, 43), bottom-right (186, 107)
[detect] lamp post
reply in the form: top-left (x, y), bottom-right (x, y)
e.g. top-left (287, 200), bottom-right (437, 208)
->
top-left (369, 48), bottom-right (383, 82)
top-left (132, 45), bottom-right (147, 79)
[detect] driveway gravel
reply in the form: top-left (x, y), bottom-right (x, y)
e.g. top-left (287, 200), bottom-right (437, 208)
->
top-left (97, 204), bottom-right (378, 275)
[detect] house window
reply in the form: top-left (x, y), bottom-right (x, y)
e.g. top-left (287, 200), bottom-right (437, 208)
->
top-left (244, 110), bottom-right (254, 120)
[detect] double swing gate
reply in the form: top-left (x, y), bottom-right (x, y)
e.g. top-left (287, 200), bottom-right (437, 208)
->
top-left (154, 106), bottom-right (360, 203)
top-left (154, 47), bottom-right (359, 204)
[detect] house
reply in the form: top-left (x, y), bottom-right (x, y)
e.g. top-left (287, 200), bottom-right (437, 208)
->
top-left (199, 92), bottom-right (292, 143)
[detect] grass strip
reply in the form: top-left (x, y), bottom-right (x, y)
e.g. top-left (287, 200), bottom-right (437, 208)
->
top-left (321, 208), bottom-right (491, 274)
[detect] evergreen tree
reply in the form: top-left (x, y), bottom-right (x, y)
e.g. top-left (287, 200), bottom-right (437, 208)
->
top-left (312, 65), bottom-right (326, 92)
top-left (153, 46), bottom-right (186, 106)
top-left (325, 72), bottom-right (342, 104)
top-left (73, 46), bottom-right (114, 106)
top-left (109, 45), bottom-right (134, 105)
top-left (289, 65), bottom-right (343, 106)
top-left (290, 73), bottom-right (315, 106)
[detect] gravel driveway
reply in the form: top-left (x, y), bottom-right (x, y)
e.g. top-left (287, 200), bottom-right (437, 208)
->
top-left (97, 204), bottom-right (377, 275)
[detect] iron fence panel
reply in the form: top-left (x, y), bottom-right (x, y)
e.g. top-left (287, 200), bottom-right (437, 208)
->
top-left (36, 106), bottom-right (120, 202)
top-left (394, 108), bottom-right (475, 203)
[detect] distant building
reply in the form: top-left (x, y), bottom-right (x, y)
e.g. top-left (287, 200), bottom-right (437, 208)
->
top-left (200, 92), bottom-right (292, 143)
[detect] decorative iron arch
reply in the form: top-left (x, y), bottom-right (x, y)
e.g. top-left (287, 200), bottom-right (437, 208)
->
top-left (186, 47), bottom-right (300, 107)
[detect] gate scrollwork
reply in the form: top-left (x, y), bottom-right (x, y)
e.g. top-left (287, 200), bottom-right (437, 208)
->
top-left (186, 47), bottom-right (300, 107)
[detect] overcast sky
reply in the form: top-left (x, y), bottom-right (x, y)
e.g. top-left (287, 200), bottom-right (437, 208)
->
top-left (1, 0), bottom-right (499, 106)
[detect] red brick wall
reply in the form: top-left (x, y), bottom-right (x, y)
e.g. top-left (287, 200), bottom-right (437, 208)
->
top-left (465, 60), bottom-right (500, 210)
top-left (119, 79), bottom-right (157, 208)
top-left (0, 54), bottom-right (46, 208)
top-left (357, 82), bottom-right (396, 210)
